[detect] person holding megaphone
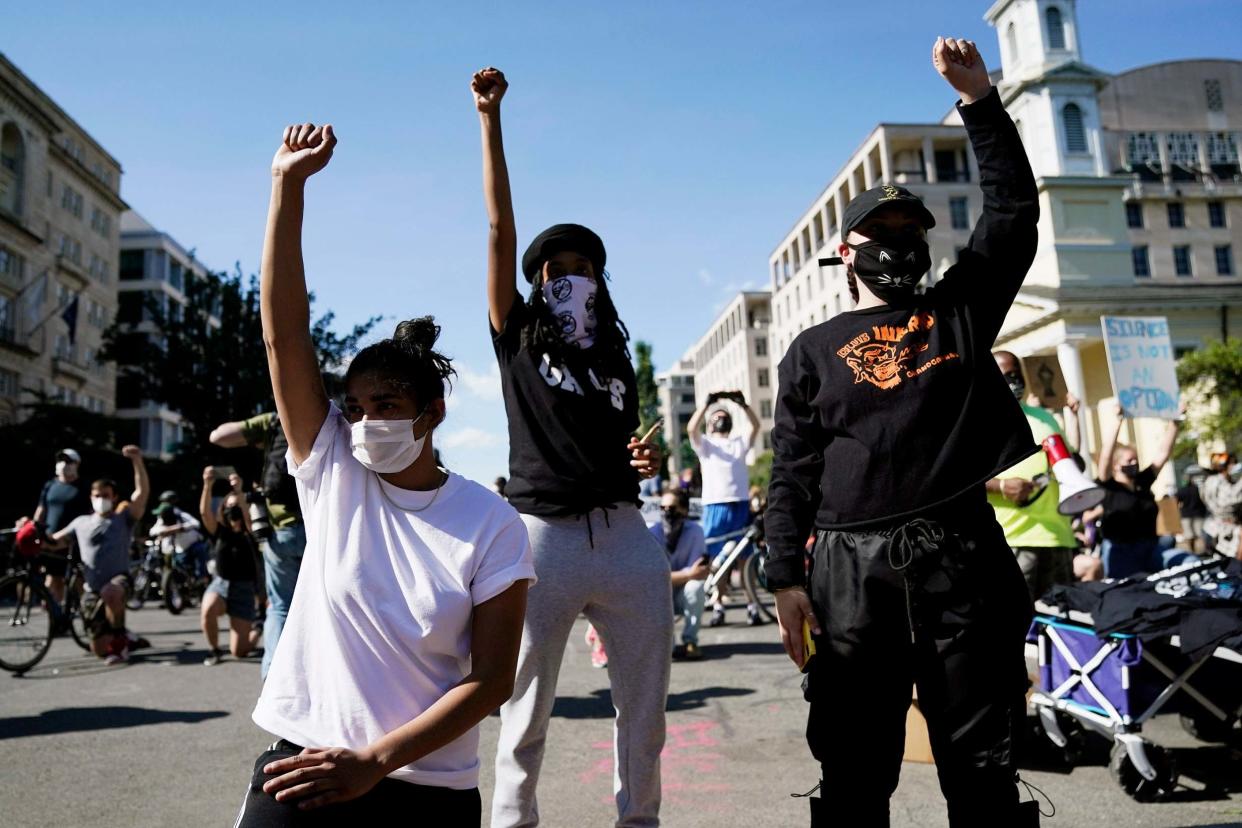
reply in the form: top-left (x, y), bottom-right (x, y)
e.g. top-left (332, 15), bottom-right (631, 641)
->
top-left (987, 351), bottom-right (1097, 602)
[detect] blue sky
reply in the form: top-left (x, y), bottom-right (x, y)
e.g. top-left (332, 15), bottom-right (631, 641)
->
top-left (6, 1), bottom-right (1240, 482)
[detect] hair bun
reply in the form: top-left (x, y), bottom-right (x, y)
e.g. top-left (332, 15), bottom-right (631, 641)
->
top-left (393, 317), bottom-right (441, 353)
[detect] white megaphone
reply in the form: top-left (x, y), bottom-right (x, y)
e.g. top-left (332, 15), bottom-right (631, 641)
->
top-left (1041, 433), bottom-right (1105, 515)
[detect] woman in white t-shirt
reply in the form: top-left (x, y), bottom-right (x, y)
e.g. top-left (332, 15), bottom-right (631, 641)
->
top-left (235, 122), bottom-right (535, 827)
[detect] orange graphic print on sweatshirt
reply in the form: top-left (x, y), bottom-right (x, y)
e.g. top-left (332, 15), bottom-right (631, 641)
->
top-left (835, 311), bottom-right (959, 390)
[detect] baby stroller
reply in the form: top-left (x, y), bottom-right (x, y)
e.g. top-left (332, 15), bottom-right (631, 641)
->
top-left (1029, 556), bottom-right (1242, 801)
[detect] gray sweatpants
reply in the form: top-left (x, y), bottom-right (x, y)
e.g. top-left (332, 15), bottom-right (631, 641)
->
top-left (492, 505), bottom-right (674, 828)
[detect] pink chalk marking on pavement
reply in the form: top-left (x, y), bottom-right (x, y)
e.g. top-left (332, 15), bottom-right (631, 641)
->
top-left (578, 720), bottom-right (732, 809)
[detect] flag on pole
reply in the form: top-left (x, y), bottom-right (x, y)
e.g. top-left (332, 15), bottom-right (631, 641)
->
top-left (61, 294), bottom-right (79, 345)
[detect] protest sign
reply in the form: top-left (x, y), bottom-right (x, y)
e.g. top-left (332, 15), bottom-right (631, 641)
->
top-left (1022, 354), bottom-right (1068, 409)
top-left (1101, 316), bottom-right (1180, 419)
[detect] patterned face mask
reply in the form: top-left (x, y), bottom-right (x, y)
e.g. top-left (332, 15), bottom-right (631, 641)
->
top-left (542, 275), bottom-right (598, 349)
top-left (846, 237), bottom-right (931, 304)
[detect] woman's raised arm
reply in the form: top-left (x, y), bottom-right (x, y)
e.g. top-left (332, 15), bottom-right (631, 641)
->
top-left (473, 68), bottom-right (518, 332)
top-left (261, 123), bottom-right (336, 464)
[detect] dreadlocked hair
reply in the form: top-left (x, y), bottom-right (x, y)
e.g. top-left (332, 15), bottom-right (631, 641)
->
top-left (345, 317), bottom-right (456, 408)
top-left (520, 270), bottom-right (631, 365)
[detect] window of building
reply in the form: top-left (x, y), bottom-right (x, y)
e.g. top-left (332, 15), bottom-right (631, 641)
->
top-left (1046, 7), bottom-right (1066, 49)
top-left (949, 197), bottom-right (969, 230)
top-left (1166, 133), bottom-right (1200, 167)
top-left (1062, 104), bottom-right (1086, 153)
top-left (1125, 202), bottom-right (1143, 228)
top-left (1126, 132), bottom-right (1161, 167)
top-left (0, 367), bottom-right (17, 398)
top-left (757, 368), bottom-right (770, 388)
top-left (755, 337), bottom-right (767, 357)
top-left (1216, 245), bottom-right (1234, 276)
top-left (801, 227), bottom-right (811, 260)
top-left (120, 249), bottom-right (145, 280)
top-left (1207, 132), bottom-right (1239, 166)
top-left (759, 399), bottom-right (772, 418)
top-left (1205, 79), bottom-right (1224, 113)
top-left (1132, 246), bottom-right (1150, 277)
top-left (0, 293), bottom-right (13, 338)
top-left (1208, 201), bottom-right (1226, 228)
top-left (1174, 245), bottom-right (1192, 277)
top-left (0, 123), bottom-right (25, 217)
top-left (1006, 22), bottom-right (1019, 64)
top-left (813, 213), bottom-right (824, 249)
top-left (1168, 202), bottom-right (1185, 228)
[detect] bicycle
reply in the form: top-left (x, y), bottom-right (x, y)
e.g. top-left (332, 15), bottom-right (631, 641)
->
top-left (128, 540), bottom-right (166, 611)
top-left (160, 542), bottom-right (209, 616)
top-left (0, 532), bottom-right (93, 675)
top-left (703, 521), bottom-right (777, 624)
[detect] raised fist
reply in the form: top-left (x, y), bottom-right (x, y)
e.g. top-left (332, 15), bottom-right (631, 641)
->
top-left (203, 466), bottom-right (216, 483)
top-left (121, 445), bottom-right (143, 460)
top-left (932, 37), bottom-right (991, 104)
top-left (272, 122), bottom-right (337, 180)
top-left (472, 68), bottom-right (508, 114)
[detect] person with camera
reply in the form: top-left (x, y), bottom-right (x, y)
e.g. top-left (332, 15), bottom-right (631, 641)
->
top-left (199, 466), bottom-right (263, 666)
top-left (210, 411), bottom-right (305, 679)
top-left (688, 389), bottom-right (762, 626)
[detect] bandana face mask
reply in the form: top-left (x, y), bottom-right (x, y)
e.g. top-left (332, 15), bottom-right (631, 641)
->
top-left (846, 237), bottom-right (931, 304)
top-left (1003, 371), bottom-right (1026, 401)
top-left (542, 275), bottom-right (597, 349)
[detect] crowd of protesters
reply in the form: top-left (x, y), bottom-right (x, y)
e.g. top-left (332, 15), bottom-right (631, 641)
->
top-left (9, 34), bottom-right (1242, 828)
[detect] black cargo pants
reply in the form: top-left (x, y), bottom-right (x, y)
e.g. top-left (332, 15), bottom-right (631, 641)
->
top-left (802, 498), bottom-right (1035, 827)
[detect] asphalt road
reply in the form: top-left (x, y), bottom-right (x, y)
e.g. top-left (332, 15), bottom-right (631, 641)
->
top-left (2, 603), bottom-right (1240, 827)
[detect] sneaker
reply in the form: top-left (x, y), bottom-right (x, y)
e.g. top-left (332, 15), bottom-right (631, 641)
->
top-left (585, 625), bottom-right (608, 669)
top-left (203, 649), bottom-right (224, 666)
top-left (125, 631), bottom-right (151, 650)
top-left (104, 647), bottom-right (129, 666)
top-left (747, 607), bottom-right (766, 626)
top-left (708, 607), bottom-right (727, 627)
top-left (681, 642), bottom-right (703, 661)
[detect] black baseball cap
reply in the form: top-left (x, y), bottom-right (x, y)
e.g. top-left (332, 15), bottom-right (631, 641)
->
top-left (818, 184), bottom-right (936, 266)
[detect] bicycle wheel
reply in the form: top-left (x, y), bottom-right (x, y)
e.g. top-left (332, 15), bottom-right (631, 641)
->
top-left (127, 567), bottom-right (148, 611)
top-left (741, 549), bottom-right (778, 623)
top-left (64, 570), bottom-right (92, 651)
top-left (162, 569), bottom-right (188, 615)
top-left (0, 575), bottom-right (54, 674)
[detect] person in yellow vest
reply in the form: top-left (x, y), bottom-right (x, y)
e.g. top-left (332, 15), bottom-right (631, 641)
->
top-left (987, 351), bottom-right (1081, 602)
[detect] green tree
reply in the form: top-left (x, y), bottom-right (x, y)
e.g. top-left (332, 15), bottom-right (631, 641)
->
top-left (749, 449), bottom-right (773, 491)
top-left (99, 263), bottom-right (380, 466)
top-left (633, 340), bottom-right (669, 480)
top-left (1178, 338), bottom-right (1242, 455)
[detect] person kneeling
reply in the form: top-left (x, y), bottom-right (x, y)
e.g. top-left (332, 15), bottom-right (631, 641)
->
top-left (651, 490), bottom-right (709, 661)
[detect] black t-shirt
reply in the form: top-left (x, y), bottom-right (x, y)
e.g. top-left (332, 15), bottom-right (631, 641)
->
top-left (765, 89), bottom-right (1040, 589)
top-left (1098, 466), bottom-right (1159, 543)
top-left (39, 478), bottom-right (91, 534)
top-left (210, 525), bottom-right (258, 582)
top-left (1177, 481), bottom-right (1208, 519)
top-left (492, 298), bottom-right (640, 516)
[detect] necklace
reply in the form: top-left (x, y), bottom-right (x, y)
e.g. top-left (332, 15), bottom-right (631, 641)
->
top-left (375, 467), bottom-right (449, 513)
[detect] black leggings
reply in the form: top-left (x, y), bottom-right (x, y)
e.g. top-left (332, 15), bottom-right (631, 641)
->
top-left (234, 741), bottom-right (481, 827)
top-left (802, 503), bottom-right (1035, 828)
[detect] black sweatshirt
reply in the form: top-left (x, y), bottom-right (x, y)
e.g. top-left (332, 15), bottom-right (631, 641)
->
top-left (765, 88), bottom-right (1040, 590)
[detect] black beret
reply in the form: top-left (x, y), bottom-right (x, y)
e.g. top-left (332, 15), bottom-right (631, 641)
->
top-left (521, 224), bottom-right (606, 283)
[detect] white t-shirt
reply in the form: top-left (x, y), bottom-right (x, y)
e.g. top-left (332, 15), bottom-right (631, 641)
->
top-left (252, 405), bottom-right (536, 790)
top-left (693, 432), bottom-right (749, 505)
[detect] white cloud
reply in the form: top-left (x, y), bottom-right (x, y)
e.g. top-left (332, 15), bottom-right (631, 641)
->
top-left (456, 362), bottom-right (502, 401)
top-left (440, 426), bottom-right (503, 450)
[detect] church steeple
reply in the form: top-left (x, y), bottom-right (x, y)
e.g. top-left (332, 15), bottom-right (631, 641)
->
top-left (985, 0), bottom-right (1106, 177)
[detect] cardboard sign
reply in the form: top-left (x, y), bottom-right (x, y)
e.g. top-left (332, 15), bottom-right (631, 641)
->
top-left (1023, 355), bottom-right (1068, 409)
top-left (1101, 316), bottom-right (1180, 420)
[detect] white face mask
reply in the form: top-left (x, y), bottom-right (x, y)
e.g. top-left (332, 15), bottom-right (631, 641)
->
top-left (91, 496), bottom-right (113, 515)
top-left (350, 414), bottom-right (428, 474)
top-left (542, 275), bottom-right (597, 349)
